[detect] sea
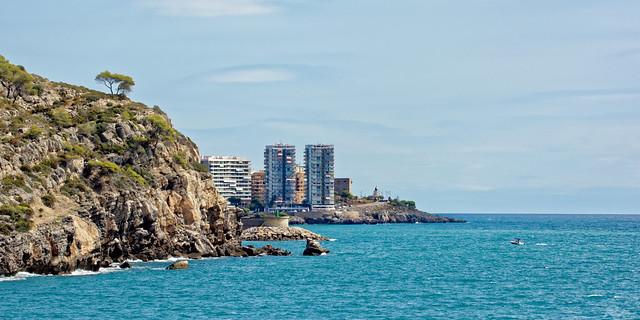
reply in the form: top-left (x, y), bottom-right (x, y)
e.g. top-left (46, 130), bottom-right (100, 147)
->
top-left (1, 214), bottom-right (639, 319)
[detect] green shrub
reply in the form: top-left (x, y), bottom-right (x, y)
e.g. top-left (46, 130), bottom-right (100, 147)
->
top-left (0, 204), bottom-right (33, 234)
top-left (127, 135), bottom-right (149, 146)
top-left (24, 126), bottom-right (44, 140)
top-left (124, 166), bottom-right (147, 185)
top-left (32, 156), bottom-right (62, 173)
top-left (30, 84), bottom-right (44, 97)
top-left (78, 121), bottom-right (97, 136)
top-left (122, 110), bottom-right (134, 121)
top-left (191, 162), bottom-right (209, 173)
top-left (98, 143), bottom-right (126, 155)
top-left (173, 153), bottom-right (188, 168)
top-left (1, 174), bottom-right (28, 191)
top-left (41, 193), bottom-right (56, 208)
top-left (389, 198), bottom-right (416, 209)
top-left (146, 114), bottom-right (176, 139)
top-left (49, 108), bottom-right (74, 127)
top-left (63, 144), bottom-right (92, 159)
top-left (61, 177), bottom-right (90, 197)
top-left (83, 92), bottom-right (105, 102)
top-left (87, 159), bottom-right (122, 173)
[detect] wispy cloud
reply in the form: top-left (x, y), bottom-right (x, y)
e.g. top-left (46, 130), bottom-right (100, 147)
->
top-left (207, 67), bottom-right (295, 83)
top-left (139, 0), bottom-right (277, 17)
top-left (504, 88), bottom-right (640, 104)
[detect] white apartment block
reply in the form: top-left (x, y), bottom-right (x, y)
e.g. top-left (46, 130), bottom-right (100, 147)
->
top-left (201, 156), bottom-right (251, 205)
top-left (305, 144), bottom-right (335, 210)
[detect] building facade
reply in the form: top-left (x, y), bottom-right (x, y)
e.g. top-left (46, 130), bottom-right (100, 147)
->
top-left (251, 170), bottom-right (265, 204)
top-left (264, 144), bottom-right (297, 208)
top-left (304, 144), bottom-right (335, 210)
top-left (294, 165), bottom-right (306, 205)
top-left (334, 178), bottom-right (352, 195)
top-left (201, 156), bottom-right (251, 205)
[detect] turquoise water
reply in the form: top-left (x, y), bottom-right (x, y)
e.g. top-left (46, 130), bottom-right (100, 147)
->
top-left (1, 214), bottom-right (639, 319)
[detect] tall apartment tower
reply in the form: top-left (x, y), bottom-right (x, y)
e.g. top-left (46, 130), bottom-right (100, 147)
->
top-left (304, 144), bottom-right (335, 210)
top-left (264, 144), bottom-right (296, 208)
top-left (201, 156), bottom-right (251, 205)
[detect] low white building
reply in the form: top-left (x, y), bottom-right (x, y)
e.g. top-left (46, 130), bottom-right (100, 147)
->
top-left (201, 156), bottom-right (251, 205)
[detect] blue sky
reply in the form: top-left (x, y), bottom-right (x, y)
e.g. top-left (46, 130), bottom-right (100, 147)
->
top-left (2, 0), bottom-right (639, 213)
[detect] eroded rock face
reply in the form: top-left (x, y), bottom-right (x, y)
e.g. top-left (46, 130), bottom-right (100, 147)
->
top-left (0, 76), bottom-right (243, 276)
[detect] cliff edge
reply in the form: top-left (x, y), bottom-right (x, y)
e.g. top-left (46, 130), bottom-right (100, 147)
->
top-left (0, 63), bottom-right (243, 276)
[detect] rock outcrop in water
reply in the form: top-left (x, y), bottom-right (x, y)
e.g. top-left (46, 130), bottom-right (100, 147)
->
top-left (0, 60), bottom-right (245, 276)
top-left (166, 260), bottom-right (189, 270)
top-left (242, 244), bottom-right (291, 256)
top-left (241, 226), bottom-right (328, 241)
top-left (302, 239), bottom-right (330, 256)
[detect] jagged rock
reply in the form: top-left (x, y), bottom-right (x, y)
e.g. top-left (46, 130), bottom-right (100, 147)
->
top-left (0, 70), bottom-right (244, 276)
top-left (242, 245), bottom-right (291, 256)
top-left (119, 261), bottom-right (131, 269)
top-left (303, 239), bottom-right (330, 256)
top-left (166, 260), bottom-right (188, 270)
top-left (241, 226), bottom-right (328, 241)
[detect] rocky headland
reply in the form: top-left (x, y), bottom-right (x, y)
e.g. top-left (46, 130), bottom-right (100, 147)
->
top-left (289, 202), bottom-right (464, 224)
top-left (0, 60), bottom-right (254, 276)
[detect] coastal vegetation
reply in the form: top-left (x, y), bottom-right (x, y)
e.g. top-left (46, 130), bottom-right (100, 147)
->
top-left (0, 55), bottom-right (34, 103)
top-left (0, 204), bottom-right (33, 234)
top-left (95, 70), bottom-right (135, 97)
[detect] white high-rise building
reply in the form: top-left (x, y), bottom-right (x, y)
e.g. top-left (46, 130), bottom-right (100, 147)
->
top-left (305, 144), bottom-right (335, 210)
top-left (264, 144), bottom-right (296, 208)
top-left (201, 156), bottom-right (251, 205)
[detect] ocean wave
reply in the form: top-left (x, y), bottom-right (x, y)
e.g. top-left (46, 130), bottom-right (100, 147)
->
top-left (0, 272), bottom-right (44, 282)
top-left (586, 294), bottom-right (604, 298)
top-left (535, 243), bottom-right (549, 246)
top-left (327, 238), bottom-right (337, 242)
top-left (64, 266), bottom-right (124, 277)
top-left (151, 257), bottom-right (184, 263)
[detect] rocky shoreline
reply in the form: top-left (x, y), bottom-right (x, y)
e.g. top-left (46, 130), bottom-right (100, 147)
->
top-left (288, 203), bottom-right (465, 225)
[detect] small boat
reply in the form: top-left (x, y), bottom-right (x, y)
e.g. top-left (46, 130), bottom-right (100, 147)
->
top-left (510, 238), bottom-right (525, 245)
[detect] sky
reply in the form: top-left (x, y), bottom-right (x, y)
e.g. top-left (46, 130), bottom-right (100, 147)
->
top-left (1, 0), bottom-right (639, 213)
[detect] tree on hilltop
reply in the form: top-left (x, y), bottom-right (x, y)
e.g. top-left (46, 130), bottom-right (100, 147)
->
top-left (0, 55), bottom-right (34, 103)
top-left (95, 71), bottom-right (135, 97)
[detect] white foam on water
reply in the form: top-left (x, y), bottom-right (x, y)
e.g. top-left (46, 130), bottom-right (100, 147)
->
top-left (535, 243), bottom-right (549, 246)
top-left (124, 258), bottom-right (143, 263)
top-left (0, 272), bottom-right (43, 282)
top-left (201, 256), bottom-right (222, 260)
top-left (320, 252), bottom-right (328, 256)
top-left (586, 294), bottom-right (604, 298)
top-left (151, 256), bottom-right (184, 263)
top-left (65, 266), bottom-right (124, 277)
top-left (327, 238), bottom-right (337, 242)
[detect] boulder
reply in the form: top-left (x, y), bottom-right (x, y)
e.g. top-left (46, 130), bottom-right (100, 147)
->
top-left (242, 245), bottom-right (291, 256)
top-left (166, 260), bottom-right (189, 270)
top-left (119, 261), bottom-right (131, 269)
top-left (303, 239), bottom-right (330, 256)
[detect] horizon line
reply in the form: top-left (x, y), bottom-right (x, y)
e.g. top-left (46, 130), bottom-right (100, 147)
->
top-left (433, 212), bottom-right (640, 215)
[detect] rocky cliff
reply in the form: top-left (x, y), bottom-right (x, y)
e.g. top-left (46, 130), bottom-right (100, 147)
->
top-left (0, 69), bottom-right (244, 276)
